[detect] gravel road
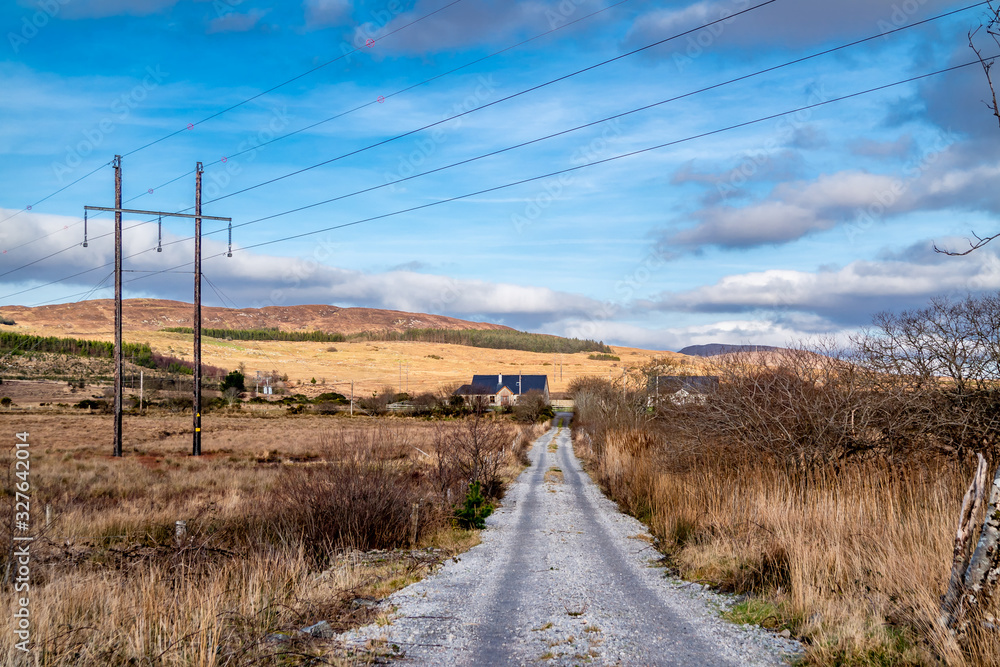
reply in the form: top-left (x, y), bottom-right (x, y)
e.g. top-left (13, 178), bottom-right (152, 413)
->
top-left (339, 423), bottom-right (802, 666)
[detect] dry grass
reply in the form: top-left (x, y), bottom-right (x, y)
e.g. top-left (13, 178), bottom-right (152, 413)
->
top-left (0, 413), bottom-right (534, 665)
top-left (9, 319), bottom-right (697, 398)
top-left (575, 428), bottom-right (998, 665)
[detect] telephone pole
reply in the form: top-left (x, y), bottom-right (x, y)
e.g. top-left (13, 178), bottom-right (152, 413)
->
top-left (85, 160), bottom-right (231, 458)
top-left (113, 156), bottom-right (123, 457)
top-left (193, 162), bottom-right (203, 457)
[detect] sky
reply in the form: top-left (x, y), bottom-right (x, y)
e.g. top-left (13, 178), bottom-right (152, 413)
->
top-left (2, 0), bottom-right (1000, 351)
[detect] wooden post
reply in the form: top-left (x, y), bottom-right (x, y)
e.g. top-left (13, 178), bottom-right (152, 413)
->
top-left (113, 155), bottom-right (123, 458)
top-left (193, 162), bottom-right (203, 456)
top-left (175, 520), bottom-right (187, 546)
top-left (410, 500), bottom-right (421, 547)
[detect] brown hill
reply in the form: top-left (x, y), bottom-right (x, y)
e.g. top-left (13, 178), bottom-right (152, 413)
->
top-left (0, 299), bottom-right (514, 337)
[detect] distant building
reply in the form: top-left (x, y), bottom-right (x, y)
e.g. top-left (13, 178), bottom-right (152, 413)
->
top-left (454, 373), bottom-right (550, 407)
top-left (650, 375), bottom-right (719, 404)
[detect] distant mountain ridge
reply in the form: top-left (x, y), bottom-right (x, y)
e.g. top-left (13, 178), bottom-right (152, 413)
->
top-left (678, 343), bottom-right (781, 357)
top-left (1, 299), bottom-right (515, 337)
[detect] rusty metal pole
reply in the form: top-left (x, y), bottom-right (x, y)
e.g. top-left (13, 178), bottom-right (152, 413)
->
top-left (193, 162), bottom-right (203, 456)
top-left (113, 155), bottom-right (123, 458)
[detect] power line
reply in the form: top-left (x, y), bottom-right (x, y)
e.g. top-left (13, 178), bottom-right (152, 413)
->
top-left (0, 0), bottom-right (633, 266)
top-left (0, 161), bottom-right (112, 227)
top-left (124, 0), bottom-right (637, 206)
top-left (121, 0), bottom-right (468, 159)
top-left (212, 59), bottom-right (1000, 252)
top-left (26, 56), bottom-right (981, 308)
top-left (190, 3), bottom-right (992, 235)
top-left (0, 0), bottom-right (468, 228)
top-left (203, 0), bottom-right (784, 207)
top-left (6, 56), bottom-right (984, 306)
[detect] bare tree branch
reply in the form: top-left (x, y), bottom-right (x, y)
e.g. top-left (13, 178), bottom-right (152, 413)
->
top-left (935, 2), bottom-right (1000, 255)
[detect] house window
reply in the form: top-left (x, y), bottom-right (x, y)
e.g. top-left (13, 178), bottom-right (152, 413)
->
top-left (490, 396), bottom-right (495, 403)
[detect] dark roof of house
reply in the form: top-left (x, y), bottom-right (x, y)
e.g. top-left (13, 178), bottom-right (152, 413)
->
top-left (651, 375), bottom-right (719, 393)
top-left (454, 383), bottom-right (495, 396)
top-left (464, 374), bottom-right (548, 395)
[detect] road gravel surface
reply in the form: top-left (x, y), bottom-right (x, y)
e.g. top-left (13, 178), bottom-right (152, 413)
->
top-left (340, 423), bottom-right (801, 666)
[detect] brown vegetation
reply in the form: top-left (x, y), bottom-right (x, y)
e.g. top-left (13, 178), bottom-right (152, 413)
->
top-left (571, 293), bottom-right (1000, 665)
top-left (1, 298), bottom-right (514, 337)
top-left (0, 413), bottom-right (542, 664)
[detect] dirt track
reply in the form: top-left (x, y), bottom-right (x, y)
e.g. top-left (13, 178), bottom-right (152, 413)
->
top-left (340, 423), bottom-right (801, 666)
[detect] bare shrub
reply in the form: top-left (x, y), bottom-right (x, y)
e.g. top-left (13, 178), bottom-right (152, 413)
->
top-left (272, 424), bottom-right (437, 564)
top-left (358, 384), bottom-right (396, 416)
top-left (434, 413), bottom-right (514, 499)
top-left (513, 389), bottom-right (552, 423)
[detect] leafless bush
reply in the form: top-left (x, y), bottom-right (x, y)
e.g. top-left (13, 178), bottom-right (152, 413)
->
top-left (513, 389), bottom-right (550, 422)
top-left (854, 294), bottom-right (1000, 459)
top-left (358, 384), bottom-right (396, 415)
top-left (434, 413), bottom-right (514, 499)
top-left (271, 424), bottom-right (437, 564)
top-left (569, 375), bottom-right (652, 454)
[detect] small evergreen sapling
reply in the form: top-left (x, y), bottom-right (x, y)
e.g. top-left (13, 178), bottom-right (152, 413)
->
top-left (454, 481), bottom-right (493, 529)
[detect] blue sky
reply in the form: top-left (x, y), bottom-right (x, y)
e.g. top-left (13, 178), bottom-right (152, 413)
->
top-left (2, 0), bottom-right (1000, 350)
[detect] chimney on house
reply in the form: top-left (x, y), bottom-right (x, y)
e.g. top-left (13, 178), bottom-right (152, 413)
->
top-left (498, 373), bottom-right (502, 385)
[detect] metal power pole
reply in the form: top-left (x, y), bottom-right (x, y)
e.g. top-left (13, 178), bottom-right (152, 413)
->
top-left (113, 155), bottom-right (123, 458)
top-left (193, 162), bottom-right (203, 457)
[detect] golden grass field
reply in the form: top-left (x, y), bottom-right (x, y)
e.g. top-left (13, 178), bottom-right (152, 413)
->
top-left (7, 321), bottom-right (698, 399)
top-left (0, 413), bottom-right (544, 665)
top-left (575, 426), bottom-right (1000, 666)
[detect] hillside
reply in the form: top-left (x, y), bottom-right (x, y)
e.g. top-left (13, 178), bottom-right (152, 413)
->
top-left (678, 343), bottom-right (781, 357)
top-left (0, 299), bottom-right (514, 337)
top-left (0, 299), bottom-right (693, 398)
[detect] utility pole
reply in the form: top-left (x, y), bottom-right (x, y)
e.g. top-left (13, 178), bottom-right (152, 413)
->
top-left (113, 156), bottom-right (123, 457)
top-left (85, 161), bottom-right (230, 458)
top-left (350, 380), bottom-right (354, 416)
top-left (193, 162), bottom-right (203, 457)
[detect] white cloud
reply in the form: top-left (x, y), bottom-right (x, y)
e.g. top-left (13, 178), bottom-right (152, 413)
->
top-left (666, 147), bottom-right (1000, 252)
top-left (0, 209), bottom-right (602, 330)
top-left (303, 0), bottom-right (350, 28)
top-left (651, 244), bottom-right (1000, 324)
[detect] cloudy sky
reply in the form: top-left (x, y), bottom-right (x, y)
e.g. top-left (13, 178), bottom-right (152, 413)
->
top-left (2, 0), bottom-right (1000, 350)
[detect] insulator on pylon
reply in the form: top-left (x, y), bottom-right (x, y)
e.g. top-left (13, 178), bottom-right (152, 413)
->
top-left (83, 211), bottom-right (88, 247)
top-left (227, 222), bottom-right (232, 257)
top-left (157, 216), bottom-right (162, 252)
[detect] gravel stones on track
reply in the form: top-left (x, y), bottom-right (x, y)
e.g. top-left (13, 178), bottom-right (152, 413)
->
top-left (339, 425), bottom-right (802, 666)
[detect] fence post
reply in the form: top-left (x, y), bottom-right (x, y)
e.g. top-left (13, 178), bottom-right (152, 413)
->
top-left (175, 520), bottom-right (187, 546)
top-left (410, 500), bottom-right (421, 547)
